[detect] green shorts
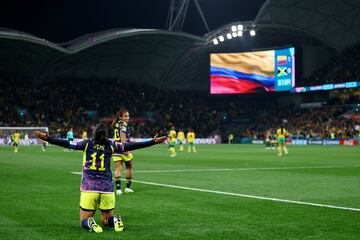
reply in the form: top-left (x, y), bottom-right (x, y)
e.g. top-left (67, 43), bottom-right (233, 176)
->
top-left (168, 139), bottom-right (176, 148)
top-left (188, 142), bottom-right (194, 146)
top-left (277, 138), bottom-right (285, 144)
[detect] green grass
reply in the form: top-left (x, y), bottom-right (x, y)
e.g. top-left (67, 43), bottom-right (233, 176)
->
top-left (0, 144), bottom-right (360, 240)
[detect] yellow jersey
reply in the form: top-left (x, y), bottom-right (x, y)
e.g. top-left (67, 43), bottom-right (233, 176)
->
top-left (14, 133), bottom-right (21, 142)
top-left (187, 132), bottom-right (195, 142)
top-left (177, 131), bottom-right (185, 141)
top-left (169, 129), bottom-right (177, 141)
top-left (82, 131), bottom-right (87, 140)
top-left (276, 128), bottom-right (287, 138)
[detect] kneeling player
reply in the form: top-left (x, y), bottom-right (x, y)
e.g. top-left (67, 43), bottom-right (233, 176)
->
top-left (33, 122), bottom-right (166, 233)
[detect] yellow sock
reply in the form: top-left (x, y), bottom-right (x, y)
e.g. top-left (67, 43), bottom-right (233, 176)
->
top-left (170, 148), bottom-right (176, 155)
top-left (193, 146), bottom-right (196, 152)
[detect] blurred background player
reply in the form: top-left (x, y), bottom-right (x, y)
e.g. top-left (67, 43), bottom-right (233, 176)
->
top-left (7, 134), bottom-right (13, 146)
top-left (24, 133), bottom-right (29, 145)
top-left (265, 131), bottom-right (271, 149)
top-left (41, 130), bottom-right (49, 152)
top-left (228, 133), bottom-right (234, 144)
top-left (187, 129), bottom-right (196, 153)
top-left (270, 134), bottom-right (277, 150)
top-left (42, 139), bottom-right (48, 151)
top-left (177, 129), bottom-right (185, 151)
top-left (66, 128), bottom-right (74, 152)
top-left (168, 126), bottom-right (177, 157)
top-left (82, 129), bottom-right (88, 140)
top-left (67, 128), bottom-right (74, 141)
top-left (12, 131), bottom-right (21, 153)
top-left (276, 125), bottom-right (288, 156)
top-left (33, 122), bottom-right (167, 233)
top-left (112, 108), bottom-right (134, 195)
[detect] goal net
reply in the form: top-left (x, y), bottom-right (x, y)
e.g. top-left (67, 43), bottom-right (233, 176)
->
top-left (0, 127), bottom-right (49, 145)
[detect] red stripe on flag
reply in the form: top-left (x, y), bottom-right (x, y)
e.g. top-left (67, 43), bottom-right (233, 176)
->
top-left (210, 76), bottom-right (273, 94)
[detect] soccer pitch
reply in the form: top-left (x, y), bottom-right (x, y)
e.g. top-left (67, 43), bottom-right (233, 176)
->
top-left (1, 145), bottom-right (360, 240)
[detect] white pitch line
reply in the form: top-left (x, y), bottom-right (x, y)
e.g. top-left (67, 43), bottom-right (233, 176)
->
top-left (131, 165), bottom-right (360, 173)
top-left (71, 166), bottom-right (357, 175)
top-left (132, 180), bottom-right (360, 212)
top-left (71, 172), bottom-right (360, 212)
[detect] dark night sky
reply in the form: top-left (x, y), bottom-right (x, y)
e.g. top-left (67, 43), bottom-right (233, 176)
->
top-left (0, 0), bottom-right (266, 43)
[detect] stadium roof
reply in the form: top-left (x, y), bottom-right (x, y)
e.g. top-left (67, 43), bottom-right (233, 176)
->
top-left (1, 0), bottom-right (360, 89)
top-left (206, 0), bottom-right (360, 52)
top-left (0, 28), bottom-right (206, 89)
top-left (255, 0), bottom-right (360, 52)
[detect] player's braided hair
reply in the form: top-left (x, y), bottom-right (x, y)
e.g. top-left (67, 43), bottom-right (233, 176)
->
top-left (111, 108), bottom-right (128, 128)
top-left (94, 122), bottom-right (108, 145)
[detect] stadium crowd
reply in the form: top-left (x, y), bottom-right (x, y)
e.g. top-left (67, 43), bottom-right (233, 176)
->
top-left (243, 105), bottom-right (359, 139)
top-left (0, 79), bottom-right (223, 137)
top-left (1, 77), bottom-right (359, 140)
top-left (302, 42), bottom-right (360, 86)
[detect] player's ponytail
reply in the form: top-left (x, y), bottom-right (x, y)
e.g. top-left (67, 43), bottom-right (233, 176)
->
top-left (111, 112), bottom-right (120, 128)
top-left (280, 125), bottom-right (284, 134)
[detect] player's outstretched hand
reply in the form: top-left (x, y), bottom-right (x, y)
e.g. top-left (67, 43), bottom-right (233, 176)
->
top-left (153, 134), bottom-right (167, 143)
top-left (33, 131), bottom-right (48, 140)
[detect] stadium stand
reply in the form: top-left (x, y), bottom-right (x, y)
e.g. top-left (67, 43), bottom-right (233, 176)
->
top-left (1, 76), bottom-right (359, 140)
top-left (302, 43), bottom-right (360, 86)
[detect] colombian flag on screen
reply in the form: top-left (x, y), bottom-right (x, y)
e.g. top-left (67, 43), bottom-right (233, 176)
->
top-left (277, 55), bottom-right (287, 65)
top-left (210, 50), bottom-right (275, 94)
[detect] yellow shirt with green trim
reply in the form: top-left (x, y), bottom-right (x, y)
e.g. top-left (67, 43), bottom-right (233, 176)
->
top-left (276, 128), bottom-right (287, 138)
top-left (14, 133), bottom-right (20, 142)
top-left (177, 131), bottom-right (185, 141)
top-left (169, 130), bottom-right (177, 143)
top-left (187, 132), bottom-right (195, 143)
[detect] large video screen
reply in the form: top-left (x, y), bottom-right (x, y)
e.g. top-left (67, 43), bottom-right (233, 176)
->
top-left (210, 47), bottom-right (295, 94)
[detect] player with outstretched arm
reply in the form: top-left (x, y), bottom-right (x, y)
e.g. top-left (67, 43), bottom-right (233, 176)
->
top-left (33, 122), bottom-right (166, 234)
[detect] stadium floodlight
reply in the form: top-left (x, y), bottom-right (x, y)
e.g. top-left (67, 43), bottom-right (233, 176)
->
top-left (231, 25), bottom-right (237, 32)
top-left (226, 33), bottom-right (232, 39)
top-left (237, 31), bottom-right (243, 37)
top-left (250, 29), bottom-right (256, 36)
top-left (237, 24), bottom-right (243, 31)
top-left (213, 39), bottom-right (219, 45)
top-left (219, 35), bottom-right (225, 42)
top-left (232, 32), bottom-right (237, 38)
